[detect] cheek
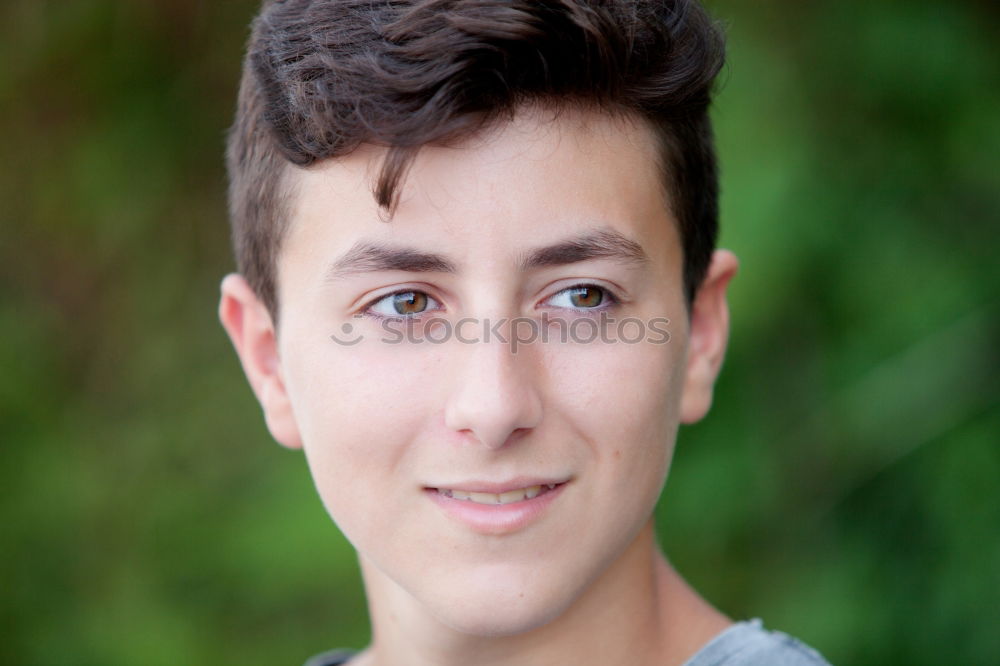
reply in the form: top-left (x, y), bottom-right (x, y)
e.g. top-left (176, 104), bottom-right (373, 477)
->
top-left (282, 335), bottom-right (443, 539)
top-left (549, 338), bottom-right (682, 487)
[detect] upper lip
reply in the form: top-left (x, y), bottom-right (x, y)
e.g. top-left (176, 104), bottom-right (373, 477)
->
top-left (425, 477), bottom-right (570, 494)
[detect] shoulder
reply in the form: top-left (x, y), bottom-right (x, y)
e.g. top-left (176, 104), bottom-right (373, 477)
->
top-left (682, 619), bottom-right (832, 666)
top-left (302, 649), bottom-right (356, 666)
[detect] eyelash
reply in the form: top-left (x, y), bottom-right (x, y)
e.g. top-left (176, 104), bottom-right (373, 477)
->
top-left (358, 283), bottom-right (621, 320)
top-left (541, 283), bottom-right (620, 314)
top-left (360, 289), bottom-right (445, 320)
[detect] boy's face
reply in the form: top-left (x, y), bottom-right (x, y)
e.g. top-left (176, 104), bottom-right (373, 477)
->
top-left (220, 106), bottom-right (735, 636)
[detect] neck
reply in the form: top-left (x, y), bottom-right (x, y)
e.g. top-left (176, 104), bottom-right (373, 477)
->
top-left (353, 520), bottom-right (730, 666)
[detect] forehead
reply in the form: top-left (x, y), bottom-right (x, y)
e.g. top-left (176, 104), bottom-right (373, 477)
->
top-left (278, 105), bottom-right (679, 282)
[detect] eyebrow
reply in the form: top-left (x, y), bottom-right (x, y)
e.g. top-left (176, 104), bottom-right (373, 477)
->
top-left (324, 228), bottom-right (648, 281)
top-left (517, 229), bottom-right (648, 271)
top-left (325, 242), bottom-right (458, 280)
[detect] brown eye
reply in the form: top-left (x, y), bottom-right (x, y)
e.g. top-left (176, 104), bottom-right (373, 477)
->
top-left (568, 286), bottom-right (604, 308)
top-left (392, 291), bottom-right (428, 315)
top-left (366, 290), bottom-right (440, 318)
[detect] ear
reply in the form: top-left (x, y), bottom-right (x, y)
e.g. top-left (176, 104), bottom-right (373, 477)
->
top-left (218, 273), bottom-right (303, 449)
top-left (680, 249), bottom-right (739, 424)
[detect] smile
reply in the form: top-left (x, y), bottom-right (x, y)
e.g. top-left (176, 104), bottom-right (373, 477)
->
top-left (435, 483), bottom-right (559, 505)
top-left (426, 480), bottom-right (569, 534)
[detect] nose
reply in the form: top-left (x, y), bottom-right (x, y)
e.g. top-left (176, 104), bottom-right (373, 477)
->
top-left (443, 333), bottom-right (543, 450)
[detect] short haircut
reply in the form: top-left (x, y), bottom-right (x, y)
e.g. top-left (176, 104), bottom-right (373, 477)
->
top-left (226, 0), bottom-right (726, 318)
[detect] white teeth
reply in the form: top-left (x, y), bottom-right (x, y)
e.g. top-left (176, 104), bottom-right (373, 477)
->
top-left (498, 488), bottom-right (526, 503)
top-left (438, 484), bottom-right (552, 505)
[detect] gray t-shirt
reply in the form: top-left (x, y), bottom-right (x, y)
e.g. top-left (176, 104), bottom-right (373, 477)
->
top-left (681, 619), bottom-right (831, 665)
top-left (303, 619), bottom-right (832, 665)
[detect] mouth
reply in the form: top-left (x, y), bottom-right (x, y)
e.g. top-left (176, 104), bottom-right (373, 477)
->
top-left (432, 483), bottom-right (562, 505)
top-left (425, 480), bottom-right (569, 534)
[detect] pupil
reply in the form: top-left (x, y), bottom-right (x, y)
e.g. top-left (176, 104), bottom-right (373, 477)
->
top-left (393, 291), bottom-right (426, 314)
top-left (570, 287), bottom-right (602, 308)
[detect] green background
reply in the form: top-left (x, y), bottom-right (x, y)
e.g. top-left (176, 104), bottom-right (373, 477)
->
top-left (2, 1), bottom-right (998, 664)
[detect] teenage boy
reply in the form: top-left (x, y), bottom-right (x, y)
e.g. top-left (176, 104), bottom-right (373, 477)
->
top-left (219, 1), bottom-right (832, 664)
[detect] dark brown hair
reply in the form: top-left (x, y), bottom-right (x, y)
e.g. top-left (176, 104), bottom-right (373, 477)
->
top-left (226, 0), bottom-right (725, 318)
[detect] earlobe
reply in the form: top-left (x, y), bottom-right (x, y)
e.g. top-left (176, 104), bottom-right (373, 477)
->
top-left (218, 274), bottom-right (303, 449)
top-left (679, 250), bottom-right (738, 424)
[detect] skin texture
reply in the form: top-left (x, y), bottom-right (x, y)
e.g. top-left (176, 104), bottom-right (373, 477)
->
top-left (220, 106), bottom-right (738, 666)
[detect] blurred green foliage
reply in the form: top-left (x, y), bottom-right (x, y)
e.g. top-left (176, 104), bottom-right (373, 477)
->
top-left (1, 1), bottom-right (997, 664)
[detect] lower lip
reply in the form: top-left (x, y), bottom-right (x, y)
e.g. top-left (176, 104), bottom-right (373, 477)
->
top-left (425, 484), bottom-right (567, 535)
